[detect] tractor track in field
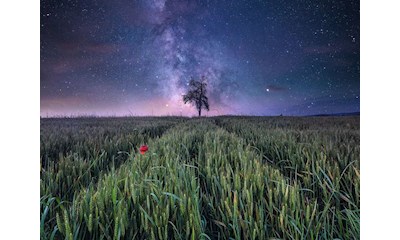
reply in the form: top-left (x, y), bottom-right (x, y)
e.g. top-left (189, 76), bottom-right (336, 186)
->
top-left (40, 118), bottom-right (187, 202)
top-left (211, 118), bottom-right (300, 182)
top-left (41, 117), bottom-right (360, 239)
top-left (212, 117), bottom-right (360, 212)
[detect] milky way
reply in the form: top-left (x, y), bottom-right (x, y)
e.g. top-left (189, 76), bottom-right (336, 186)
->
top-left (41, 0), bottom-right (359, 116)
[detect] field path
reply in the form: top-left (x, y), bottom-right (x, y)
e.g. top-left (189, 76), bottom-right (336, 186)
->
top-left (41, 117), bottom-right (360, 240)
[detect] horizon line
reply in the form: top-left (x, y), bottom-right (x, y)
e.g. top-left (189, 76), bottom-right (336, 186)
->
top-left (40, 111), bottom-right (360, 119)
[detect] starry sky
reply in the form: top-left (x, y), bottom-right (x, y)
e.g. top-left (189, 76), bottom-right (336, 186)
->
top-left (40, 0), bottom-right (359, 117)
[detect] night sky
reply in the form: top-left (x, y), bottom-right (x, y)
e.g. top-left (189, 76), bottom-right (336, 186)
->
top-left (40, 0), bottom-right (359, 117)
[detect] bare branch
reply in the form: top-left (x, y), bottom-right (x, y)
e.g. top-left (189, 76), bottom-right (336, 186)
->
top-left (182, 77), bottom-right (210, 116)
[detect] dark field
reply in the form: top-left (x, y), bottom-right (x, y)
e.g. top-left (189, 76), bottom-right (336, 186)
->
top-left (40, 116), bottom-right (359, 240)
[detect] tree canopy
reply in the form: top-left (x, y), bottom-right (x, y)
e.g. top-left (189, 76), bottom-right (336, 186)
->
top-left (183, 76), bottom-right (210, 117)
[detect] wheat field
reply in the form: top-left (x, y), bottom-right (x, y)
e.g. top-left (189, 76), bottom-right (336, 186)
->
top-left (40, 116), bottom-right (359, 240)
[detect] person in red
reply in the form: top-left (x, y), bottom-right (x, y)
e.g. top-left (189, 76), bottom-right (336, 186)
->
top-left (139, 145), bottom-right (148, 155)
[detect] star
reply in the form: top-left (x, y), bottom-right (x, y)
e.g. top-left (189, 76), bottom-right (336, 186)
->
top-left (40, 0), bottom-right (359, 116)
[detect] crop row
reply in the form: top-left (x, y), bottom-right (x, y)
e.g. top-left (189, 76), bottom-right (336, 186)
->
top-left (41, 117), bottom-right (359, 239)
top-left (40, 117), bottom-right (185, 203)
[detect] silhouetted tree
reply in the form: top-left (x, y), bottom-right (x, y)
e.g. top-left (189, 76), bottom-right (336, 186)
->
top-left (183, 76), bottom-right (210, 117)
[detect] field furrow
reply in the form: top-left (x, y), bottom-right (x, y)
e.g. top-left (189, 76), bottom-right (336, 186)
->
top-left (40, 117), bottom-right (360, 240)
top-left (214, 116), bottom-right (360, 238)
top-left (41, 117), bottom-right (186, 200)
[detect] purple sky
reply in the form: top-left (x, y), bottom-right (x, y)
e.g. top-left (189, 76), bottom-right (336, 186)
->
top-left (41, 0), bottom-right (359, 116)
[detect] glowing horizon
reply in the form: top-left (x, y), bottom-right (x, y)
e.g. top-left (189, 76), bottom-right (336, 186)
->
top-left (41, 0), bottom-right (359, 116)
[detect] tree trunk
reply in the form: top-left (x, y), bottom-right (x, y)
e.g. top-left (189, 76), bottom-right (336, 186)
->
top-left (199, 85), bottom-right (203, 117)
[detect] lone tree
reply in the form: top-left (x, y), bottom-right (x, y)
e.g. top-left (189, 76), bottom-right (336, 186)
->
top-left (183, 76), bottom-right (210, 117)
